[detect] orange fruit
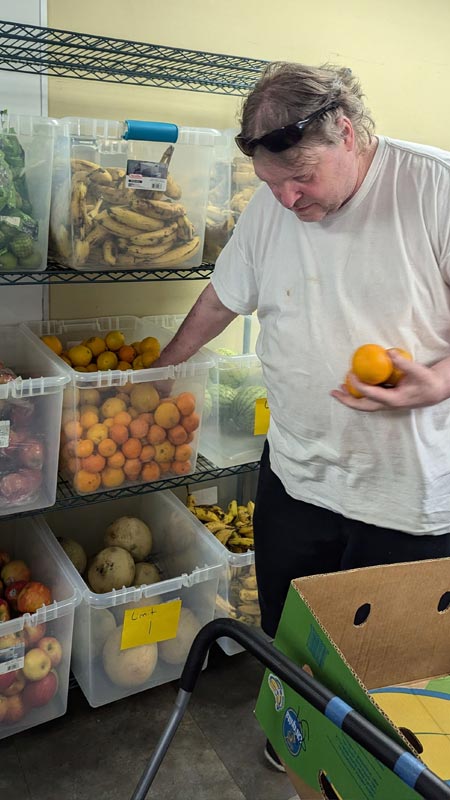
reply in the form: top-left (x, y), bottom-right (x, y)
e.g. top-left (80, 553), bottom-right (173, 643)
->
top-left (101, 467), bottom-right (125, 489)
top-left (123, 458), bottom-right (142, 480)
top-left (128, 407), bottom-right (139, 420)
top-left (351, 344), bottom-right (393, 385)
top-left (84, 336), bottom-right (106, 358)
top-left (113, 411), bottom-right (132, 427)
top-left (140, 336), bottom-right (160, 356)
top-left (101, 397), bottom-right (126, 419)
top-left (61, 355), bottom-right (72, 366)
top-left (74, 438), bottom-right (94, 458)
top-left (141, 462), bottom-right (161, 482)
top-left (63, 386), bottom-right (80, 408)
top-left (129, 417), bottom-right (149, 439)
top-left (109, 423), bottom-right (129, 445)
top-left (68, 345), bottom-right (93, 367)
top-left (117, 361), bottom-right (131, 371)
top-left (86, 422), bottom-right (109, 445)
top-left (158, 461), bottom-right (172, 475)
top-left (63, 420), bottom-right (83, 440)
top-left (174, 444), bottom-right (192, 463)
top-left (98, 438), bottom-right (117, 458)
top-left (105, 330), bottom-right (125, 351)
top-left (82, 454), bottom-right (106, 474)
top-left (118, 345), bottom-right (136, 364)
top-left (86, 363), bottom-right (98, 372)
top-left (172, 460), bottom-right (192, 475)
top-left (103, 417), bottom-right (114, 429)
top-left (140, 444), bottom-right (156, 463)
top-left (80, 409), bottom-right (99, 429)
top-left (176, 392), bottom-right (196, 416)
top-left (132, 355), bottom-right (144, 370)
top-left (154, 402), bottom-right (180, 430)
top-left (62, 408), bottom-right (80, 426)
top-left (97, 351), bottom-right (118, 371)
top-left (153, 441), bottom-right (175, 463)
top-left (107, 451), bottom-right (126, 469)
top-left (73, 470), bottom-right (101, 494)
top-left (181, 412), bottom-right (200, 433)
top-left (141, 350), bottom-right (159, 368)
top-left (344, 372), bottom-right (364, 399)
top-left (386, 348), bottom-right (413, 386)
top-left (148, 424), bottom-right (166, 445)
top-left (168, 425), bottom-right (188, 445)
top-left (130, 384), bottom-right (159, 413)
top-left (41, 335), bottom-right (63, 356)
top-left (131, 341), bottom-right (142, 355)
top-left (122, 437), bottom-right (142, 459)
top-left (80, 389), bottom-right (101, 406)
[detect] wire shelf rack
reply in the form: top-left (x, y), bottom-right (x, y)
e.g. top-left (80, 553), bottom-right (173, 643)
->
top-left (0, 259), bottom-right (215, 285)
top-left (4, 455), bottom-right (259, 519)
top-left (0, 20), bottom-right (267, 95)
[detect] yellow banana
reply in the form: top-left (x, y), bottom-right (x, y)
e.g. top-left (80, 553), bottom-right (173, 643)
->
top-left (228, 535), bottom-right (254, 548)
top-left (215, 594), bottom-right (236, 614)
top-left (54, 225), bottom-right (71, 259)
top-left (193, 507), bottom-right (220, 523)
top-left (73, 238), bottom-right (90, 267)
top-left (71, 158), bottom-right (101, 171)
top-left (70, 181), bottom-right (88, 227)
top-left (240, 576), bottom-right (257, 590)
top-left (128, 235), bottom-right (177, 258)
top-left (89, 167), bottom-right (113, 185)
top-left (177, 214), bottom-right (195, 241)
top-left (147, 236), bottom-right (200, 266)
top-left (215, 528), bottom-right (235, 546)
top-left (204, 521), bottom-right (228, 534)
top-left (144, 199), bottom-right (186, 219)
top-left (222, 511), bottom-right (236, 525)
top-left (186, 493), bottom-right (196, 510)
top-left (85, 223), bottom-right (109, 247)
top-left (237, 524), bottom-right (253, 535)
top-left (228, 500), bottom-right (238, 518)
top-left (97, 212), bottom-right (143, 238)
top-left (165, 173), bottom-right (182, 200)
top-left (108, 167), bottom-right (126, 181)
top-left (247, 501), bottom-right (255, 517)
top-left (239, 588), bottom-right (259, 603)
top-left (102, 239), bottom-right (117, 265)
top-left (129, 221), bottom-right (178, 245)
top-left (110, 206), bottom-right (167, 231)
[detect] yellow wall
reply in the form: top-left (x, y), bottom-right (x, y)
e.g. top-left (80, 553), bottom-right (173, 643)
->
top-left (47, 0), bottom-right (450, 320)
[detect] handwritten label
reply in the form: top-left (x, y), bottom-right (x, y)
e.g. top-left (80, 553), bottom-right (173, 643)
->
top-left (121, 599), bottom-right (182, 650)
top-left (253, 398), bottom-right (270, 436)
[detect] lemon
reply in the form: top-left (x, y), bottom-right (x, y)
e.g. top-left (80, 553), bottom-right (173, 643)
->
top-left (97, 351), bottom-right (118, 371)
top-left (68, 344), bottom-right (93, 367)
top-left (141, 350), bottom-right (158, 368)
top-left (140, 336), bottom-right (161, 356)
top-left (105, 331), bottom-right (125, 352)
top-left (41, 335), bottom-right (63, 356)
top-left (84, 336), bottom-right (107, 358)
top-left (132, 355), bottom-right (144, 370)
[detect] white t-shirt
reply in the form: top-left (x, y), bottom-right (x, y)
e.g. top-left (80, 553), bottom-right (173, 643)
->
top-left (211, 136), bottom-right (450, 534)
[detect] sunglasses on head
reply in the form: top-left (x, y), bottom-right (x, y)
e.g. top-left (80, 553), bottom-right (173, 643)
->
top-left (235, 101), bottom-right (340, 157)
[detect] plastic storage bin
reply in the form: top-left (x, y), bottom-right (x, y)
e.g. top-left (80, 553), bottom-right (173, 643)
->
top-left (159, 313), bottom-right (266, 467)
top-left (0, 516), bottom-right (79, 739)
top-left (0, 325), bottom-right (69, 516)
top-left (46, 490), bottom-right (223, 707)
top-left (203, 128), bottom-right (260, 263)
top-left (174, 472), bottom-right (260, 656)
top-left (49, 117), bottom-right (217, 270)
top-left (26, 316), bottom-right (213, 495)
top-left (0, 114), bottom-right (56, 272)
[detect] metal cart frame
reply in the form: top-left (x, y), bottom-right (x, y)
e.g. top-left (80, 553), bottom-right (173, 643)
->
top-left (130, 619), bottom-right (450, 800)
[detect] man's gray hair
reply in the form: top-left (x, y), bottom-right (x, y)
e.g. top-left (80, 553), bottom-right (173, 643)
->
top-left (239, 62), bottom-right (375, 154)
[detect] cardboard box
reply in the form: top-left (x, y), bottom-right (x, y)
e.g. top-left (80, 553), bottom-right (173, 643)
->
top-left (255, 560), bottom-right (450, 799)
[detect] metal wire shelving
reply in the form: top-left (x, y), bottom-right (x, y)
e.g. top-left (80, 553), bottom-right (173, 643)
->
top-left (0, 258), bottom-right (215, 285)
top-left (0, 20), bottom-right (267, 95)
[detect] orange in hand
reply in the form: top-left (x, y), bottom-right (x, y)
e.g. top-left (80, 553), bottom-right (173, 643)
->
top-left (351, 344), bottom-right (393, 385)
top-left (344, 372), bottom-right (364, 398)
top-left (386, 348), bottom-right (413, 386)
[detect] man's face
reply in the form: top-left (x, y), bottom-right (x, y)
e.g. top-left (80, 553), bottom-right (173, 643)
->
top-left (252, 134), bottom-right (359, 222)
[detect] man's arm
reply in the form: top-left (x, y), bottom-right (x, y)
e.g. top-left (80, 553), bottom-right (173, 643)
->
top-left (156, 282), bottom-right (238, 367)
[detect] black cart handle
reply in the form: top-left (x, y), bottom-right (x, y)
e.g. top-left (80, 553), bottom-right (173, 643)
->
top-left (180, 619), bottom-right (450, 800)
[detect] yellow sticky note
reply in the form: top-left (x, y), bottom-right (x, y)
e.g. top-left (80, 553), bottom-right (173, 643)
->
top-left (121, 599), bottom-right (182, 650)
top-left (253, 397), bottom-right (270, 436)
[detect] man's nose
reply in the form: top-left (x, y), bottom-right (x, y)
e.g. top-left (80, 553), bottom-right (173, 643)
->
top-left (276, 184), bottom-right (302, 209)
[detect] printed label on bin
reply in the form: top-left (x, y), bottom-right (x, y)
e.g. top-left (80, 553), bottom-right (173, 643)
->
top-left (254, 398), bottom-right (270, 436)
top-left (0, 640), bottom-right (25, 675)
top-left (0, 420), bottom-right (10, 448)
top-left (121, 598), bottom-right (182, 650)
top-left (125, 159), bottom-right (168, 191)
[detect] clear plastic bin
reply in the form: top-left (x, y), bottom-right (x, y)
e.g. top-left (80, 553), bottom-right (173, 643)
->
top-left (159, 313), bottom-right (266, 467)
top-left (49, 117), bottom-right (217, 270)
top-left (0, 114), bottom-right (56, 272)
top-left (203, 128), bottom-right (261, 263)
top-left (26, 316), bottom-right (213, 495)
top-left (173, 473), bottom-right (260, 656)
top-left (0, 325), bottom-right (69, 516)
top-left (0, 516), bottom-right (79, 739)
top-left (46, 490), bottom-right (223, 707)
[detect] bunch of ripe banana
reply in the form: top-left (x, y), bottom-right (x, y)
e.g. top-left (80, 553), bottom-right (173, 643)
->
top-left (53, 146), bottom-right (200, 269)
top-left (186, 494), bottom-right (255, 552)
top-left (216, 562), bottom-right (261, 627)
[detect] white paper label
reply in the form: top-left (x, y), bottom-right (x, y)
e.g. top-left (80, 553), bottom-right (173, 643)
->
top-left (0, 642), bottom-right (25, 675)
top-left (126, 159), bottom-right (168, 191)
top-left (0, 420), bottom-right (10, 448)
top-left (194, 486), bottom-right (218, 505)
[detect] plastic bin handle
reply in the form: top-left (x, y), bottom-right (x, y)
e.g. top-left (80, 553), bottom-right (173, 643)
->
top-left (123, 120), bottom-right (178, 143)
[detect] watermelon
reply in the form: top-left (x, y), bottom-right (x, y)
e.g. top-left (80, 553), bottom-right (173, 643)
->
top-left (208, 384), bottom-right (237, 425)
top-left (232, 385), bottom-right (267, 434)
top-left (202, 388), bottom-right (212, 422)
top-left (213, 348), bottom-right (250, 388)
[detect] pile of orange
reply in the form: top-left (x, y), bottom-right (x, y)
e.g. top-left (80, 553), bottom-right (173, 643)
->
top-left (59, 385), bottom-right (199, 494)
top-left (40, 330), bottom-right (161, 372)
top-left (345, 344), bottom-right (412, 398)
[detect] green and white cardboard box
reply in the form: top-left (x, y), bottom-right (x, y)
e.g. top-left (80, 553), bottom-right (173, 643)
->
top-left (255, 559), bottom-right (450, 799)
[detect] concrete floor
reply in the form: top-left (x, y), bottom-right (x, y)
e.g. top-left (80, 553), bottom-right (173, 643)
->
top-left (0, 644), bottom-right (316, 800)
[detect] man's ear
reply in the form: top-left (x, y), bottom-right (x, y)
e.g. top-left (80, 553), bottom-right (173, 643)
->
top-left (340, 117), bottom-right (355, 150)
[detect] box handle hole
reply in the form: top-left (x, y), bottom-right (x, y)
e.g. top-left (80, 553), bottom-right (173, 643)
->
top-left (437, 591), bottom-right (450, 613)
top-left (399, 727), bottom-right (424, 754)
top-left (318, 770), bottom-right (342, 799)
top-left (353, 603), bottom-right (371, 626)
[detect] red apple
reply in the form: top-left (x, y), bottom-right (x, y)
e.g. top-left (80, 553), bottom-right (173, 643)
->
top-left (38, 636), bottom-right (62, 668)
top-left (22, 669), bottom-right (58, 709)
top-left (4, 694), bottom-right (25, 723)
top-left (3, 669), bottom-right (26, 696)
top-left (18, 440), bottom-right (44, 470)
top-left (5, 580), bottom-right (28, 611)
top-left (0, 551), bottom-right (10, 570)
top-left (0, 598), bottom-right (10, 622)
top-left (0, 469), bottom-right (42, 504)
top-left (23, 622), bottom-right (46, 649)
top-left (10, 400), bottom-right (34, 427)
top-left (0, 694), bottom-right (8, 722)
top-left (1, 560), bottom-right (31, 586)
top-left (0, 671), bottom-right (17, 693)
top-left (23, 648), bottom-right (51, 682)
top-left (17, 582), bottom-right (52, 614)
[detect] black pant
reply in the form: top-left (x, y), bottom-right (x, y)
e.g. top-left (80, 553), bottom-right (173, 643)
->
top-left (254, 441), bottom-right (450, 637)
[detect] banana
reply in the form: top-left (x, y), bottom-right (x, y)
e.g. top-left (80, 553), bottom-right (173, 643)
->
top-left (98, 213), bottom-right (146, 238)
top-left (102, 239), bottom-right (117, 265)
top-left (193, 507), bottom-right (221, 523)
top-left (144, 199), bottom-right (186, 219)
top-left (165, 173), bottom-right (182, 200)
top-left (129, 235), bottom-right (177, 259)
top-left (247, 501), bottom-right (255, 517)
top-left (215, 528), bottom-right (235, 546)
top-left (186, 493), bottom-right (196, 510)
top-left (109, 206), bottom-right (167, 231)
top-left (216, 594), bottom-right (236, 614)
top-left (54, 225), bottom-right (71, 259)
top-left (73, 238), bottom-right (90, 267)
top-left (238, 603), bottom-right (261, 617)
top-left (115, 254), bottom-right (137, 267)
top-left (85, 223), bottom-right (109, 247)
top-left (240, 576), bottom-right (257, 590)
top-left (129, 221), bottom-right (178, 245)
top-left (228, 500), bottom-right (238, 518)
top-left (204, 521), bottom-right (228, 534)
top-left (177, 214), bottom-right (195, 241)
top-left (146, 236), bottom-right (200, 266)
top-left (239, 588), bottom-right (259, 603)
top-left (237, 524), bottom-right (253, 535)
top-left (70, 181), bottom-right (88, 227)
top-left (89, 167), bottom-right (113, 185)
top-left (71, 158), bottom-right (101, 171)
top-left (228, 536), bottom-right (254, 548)
top-left (108, 167), bottom-right (126, 181)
